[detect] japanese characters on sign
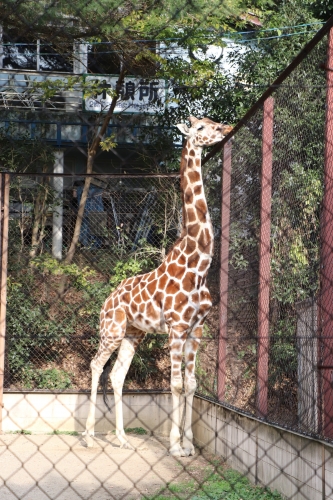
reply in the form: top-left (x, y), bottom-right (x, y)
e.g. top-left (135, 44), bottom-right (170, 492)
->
top-left (84, 76), bottom-right (165, 113)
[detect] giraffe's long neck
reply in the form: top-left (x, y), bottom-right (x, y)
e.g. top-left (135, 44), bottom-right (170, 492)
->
top-left (179, 138), bottom-right (214, 258)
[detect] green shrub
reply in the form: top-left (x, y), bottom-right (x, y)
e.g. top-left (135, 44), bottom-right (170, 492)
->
top-left (34, 368), bottom-right (72, 389)
top-left (6, 277), bottom-right (74, 385)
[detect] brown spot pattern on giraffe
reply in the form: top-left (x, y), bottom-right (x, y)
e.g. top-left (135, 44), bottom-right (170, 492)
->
top-left (187, 208), bottom-right (196, 223)
top-left (188, 171), bottom-right (200, 183)
top-left (174, 292), bottom-right (188, 311)
top-left (158, 274), bottom-right (168, 290)
top-left (183, 306), bottom-right (195, 321)
top-left (167, 262), bottom-right (185, 279)
top-left (199, 258), bottom-right (211, 272)
top-left (182, 237), bottom-right (196, 254)
top-left (187, 352), bottom-right (195, 363)
top-left (154, 290), bottom-right (164, 305)
top-left (194, 185), bottom-right (202, 196)
top-left (195, 199), bottom-right (208, 222)
top-left (184, 188), bottom-right (193, 204)
top-left (187, 224), bottom-right (200, 239)
top-left (166, 280), bottom-right (180, 295)
top-left (177, 253), bottom-right (187, 266)
top-left (182, 272), bottom-right (196, 292)
top-left (162, 292), bottom-right (171, 306)
top-left (188, 253), bottom-right (200, 268)
top-left (147, 280), bottom-right (157, 295)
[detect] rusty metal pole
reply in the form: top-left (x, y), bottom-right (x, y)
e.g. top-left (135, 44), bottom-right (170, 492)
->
top-left (320, 27), bottom-right (333, 439)
top-left (0, 173), bottom-right (9, 433)
top-left (218, 140), bottom-right (232, 401)
top-left (256, 97), bottom-right (274, 419)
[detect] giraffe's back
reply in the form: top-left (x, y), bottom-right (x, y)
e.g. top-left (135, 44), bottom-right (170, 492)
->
top-left (102, 239), bottom-right (212, 335)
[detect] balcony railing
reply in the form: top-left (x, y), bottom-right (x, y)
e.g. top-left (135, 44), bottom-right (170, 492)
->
top-left (0, 69), bottom-right (82, 111)
top-left (0, 119), bottom-right (179, 147)
top-left (0, 70), bottom-right (167, 114)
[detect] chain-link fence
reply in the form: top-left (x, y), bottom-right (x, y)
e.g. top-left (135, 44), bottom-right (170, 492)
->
top-left (214, 31), bottom-right (329, 441)
top-left (2, 3), bottom-right (333, 499)
top-left (4, 173), bottom-right (182, 392)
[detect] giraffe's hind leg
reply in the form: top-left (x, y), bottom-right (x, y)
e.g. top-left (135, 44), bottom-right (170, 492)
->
top-left (169, 327), bottom-right (187, 457)
top-left (111, 327), bottom-right (145, 449)
top-left (182, 321), bottom-right (203, 456)
top-left (83, 307), bottom-right (127, 448)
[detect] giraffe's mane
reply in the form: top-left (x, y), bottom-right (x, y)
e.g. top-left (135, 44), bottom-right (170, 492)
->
top-left (165, 140), bottom-right (191, 256)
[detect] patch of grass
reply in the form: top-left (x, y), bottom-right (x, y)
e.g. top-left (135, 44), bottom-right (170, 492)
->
top-left (8, 429), bottom-right (32, 435)
top-left (168, 480), bottom-right (196, 494)
top-left (112, 427), bottom-right (148, 435)
top-left (47, 430), bottom-right (79, 436)
top-left (143, 467), bottom-right (284, 500)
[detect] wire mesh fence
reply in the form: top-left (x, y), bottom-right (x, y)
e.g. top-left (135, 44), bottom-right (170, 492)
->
top-left (215, 33), bottom-right (328, 440)
top-left (5, 173), bottom-right (183, 392)
top-left (1, 2), bottom-right (333, 499)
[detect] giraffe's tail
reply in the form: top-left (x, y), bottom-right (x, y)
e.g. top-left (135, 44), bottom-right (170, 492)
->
top-left (100, 358), bottom-right (112, 412)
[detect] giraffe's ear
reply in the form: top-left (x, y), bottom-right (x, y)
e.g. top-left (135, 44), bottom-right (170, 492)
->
top-left (222, 124), bottom-right (233, 135)
top-left (176, 123), bottom-right (190, 136)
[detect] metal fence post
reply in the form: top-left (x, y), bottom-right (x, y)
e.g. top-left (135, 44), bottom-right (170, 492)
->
top-left (218, 140), bottom-right (232, 401)
top-left (257, 97), bottom-right (274, 419)
top-left (320, 27), bottom-right (333, 439)
top-left (0, 173), bottom-right (9, 433)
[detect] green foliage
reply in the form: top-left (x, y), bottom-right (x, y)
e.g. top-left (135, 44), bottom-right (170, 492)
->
top-left (19, 367), bottom-right (72, 390)
top-left (6, 276), bottom-right (75, 386)
top-left (271, 163), bottom-right (322, 304)
top-left (100, 134), bottom-right (118, 152)
top-left (109, 257), bottom-right (148, 290)
top-left (20, 368), bottom-right (73, 390)
top-left (34, 368), bottom-right (72, 390)
top-left (269, 317), bottom-right (297, 388)
top-left (32, 255), bottom-right (97, 290)
top-left (0, 126), bottom-right (54, 174)
top-left (128, 333), bottom-right (167, 383)
top-left (145, 467), bottom-right (283, 499)
top-left (112, 427), bottom-right (147, 435)
top-left (7, 247), bottom-right (165, 388)
top-left (229, 221), bottom-right (257, 271)
top-left (48, 430), bottom-right (79, 435)
top-left (8, 429), bottom-right (32, 435)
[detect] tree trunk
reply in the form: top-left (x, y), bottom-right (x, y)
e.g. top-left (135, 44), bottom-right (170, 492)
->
top-left (57, 70), bottom-right (125, 296)
top-left (30, 179), bottom-right (49, 259)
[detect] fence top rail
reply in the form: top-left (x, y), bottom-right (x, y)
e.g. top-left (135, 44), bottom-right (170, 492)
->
top-left (202, 13), bottom-right (333, 166)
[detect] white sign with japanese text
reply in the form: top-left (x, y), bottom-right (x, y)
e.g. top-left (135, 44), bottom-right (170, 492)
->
top-left (84, 75), bottom-right (166, 113)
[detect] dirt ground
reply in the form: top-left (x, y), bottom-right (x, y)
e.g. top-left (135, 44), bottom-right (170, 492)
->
top-left (0, 432), bottom-right (219, 500)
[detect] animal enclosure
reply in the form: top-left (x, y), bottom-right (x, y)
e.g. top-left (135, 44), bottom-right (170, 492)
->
top-left (2, 10), bottom-right (333, 500)
top-left (2, 23), bottom-right (333, 444)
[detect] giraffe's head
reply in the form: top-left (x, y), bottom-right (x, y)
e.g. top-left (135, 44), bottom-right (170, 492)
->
top-left (176, 116), bottom-right (232, 148)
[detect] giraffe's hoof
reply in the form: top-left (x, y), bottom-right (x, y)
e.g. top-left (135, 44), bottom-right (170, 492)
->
top-left (183, 446), bottom-right (195, 457)
top-left (120, 441), bottom-right (135, 451)
top-left (169, 445), bottom-right (187, 457)
top-left (84, 434), bottom-right (95, 448)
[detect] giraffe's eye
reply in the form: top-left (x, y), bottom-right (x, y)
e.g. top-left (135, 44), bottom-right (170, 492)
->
top-left (197, 126), bottom-right (204, 131)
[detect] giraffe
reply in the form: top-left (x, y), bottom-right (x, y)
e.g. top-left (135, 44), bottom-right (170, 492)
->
top-left (83, 116), bottom-right (233, 456)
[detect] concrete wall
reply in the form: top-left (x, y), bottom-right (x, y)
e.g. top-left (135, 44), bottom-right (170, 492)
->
top-left (193, 396), bottom-right (333, 500)
top-left (3, 391), bottom-right (333, 499)
top-left (2, 391), bottom-right (173, 435)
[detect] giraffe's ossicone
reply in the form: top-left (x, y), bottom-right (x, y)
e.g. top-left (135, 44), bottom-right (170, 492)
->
top-left (84, 116), bottom-right (232, 456)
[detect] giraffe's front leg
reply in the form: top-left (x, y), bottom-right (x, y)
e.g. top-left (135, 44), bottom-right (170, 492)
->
top-left (182, 323), bottom-right (203, 456)
top-left (169, 328), bottom-right (187, 457)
